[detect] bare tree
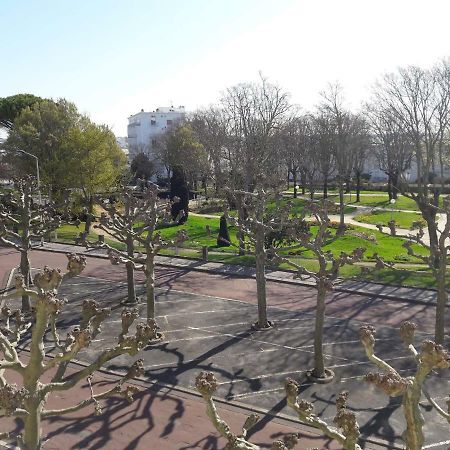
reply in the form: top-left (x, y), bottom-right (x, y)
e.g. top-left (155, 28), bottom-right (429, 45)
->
top-left (0, 254), bottom-right (157, 450)
top-left (320, 84), bottom-right (362, 233)
top-left (366, 104), bottom-right (413, 200)
top-left (195, 371), bottom-right (361, 450)
top-left (360, 322), bottom-right (450, 450)
top-left (281, 115), bottom-right (310, 198)
top-left (370, 60), bottom-right (450, 343)
top-left (310, 112), bottom-right (335, 199)
top-left (190, 107), bottom-right (228, 195)
top-left (94, 187), bottom-right (144, 305)
top-left (225, 188), bottom-right (289, 329)
top-left (350, 115), bottom-right (370, 203)
top-left (280, 200), bottom-right (365, 382)
top-left (0, 177), bottom-right (62, 312)
top-left (98, 185), bottom-right (187, 332)
top-left (221, 76), bottom-right (291, 189)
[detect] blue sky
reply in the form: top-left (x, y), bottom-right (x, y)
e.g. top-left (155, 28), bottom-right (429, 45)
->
top-left (3, 0), bottom-right (450, 135)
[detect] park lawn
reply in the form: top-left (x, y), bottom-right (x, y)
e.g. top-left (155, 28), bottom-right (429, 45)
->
top-left (157, 217), bottom-right (426, 263)
top-left (342, 194), bottom-right (419, 210)
top-left (56, 223), bottom-right (126, 251)
top-left (280, 225), bottom-right (428, 263)
top-left (58, 216), bottom-right (427, 265)
top-left (354, 210), bottom-right (424, 229)
top-left (159, 247), bottom-right (444, 289)
top-left (58, 221), bottom-right (440, 289)
top-left (157, 215), bottom-right (239, 250)
top-left (267, 198), bottom-right (356, 216)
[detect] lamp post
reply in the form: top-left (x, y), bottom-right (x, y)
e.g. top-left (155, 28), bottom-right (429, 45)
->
top-left (13, 149), bottom-right (44, 246)
top-left (14, 149), bottom-right (41, 207)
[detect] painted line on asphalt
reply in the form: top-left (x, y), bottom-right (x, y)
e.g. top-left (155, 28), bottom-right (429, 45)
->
top-left (155, 307), bottom-right (252, 318)
top-left (144, 348), bottom-right (279, 370)
top-left (217, 369), bottom-right (304, 386)
top-left (423, 440), bottom-right (450, 448)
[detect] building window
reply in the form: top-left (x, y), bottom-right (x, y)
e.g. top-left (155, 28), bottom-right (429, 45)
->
top-left (151, 120), bottom-right (156, 125)
top-left (167, 119), bottom-right (173, 126)
top-left (151, 139), bottom-right (157, 146)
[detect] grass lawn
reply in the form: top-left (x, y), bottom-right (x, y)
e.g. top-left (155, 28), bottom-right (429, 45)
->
top-left (57, 216), bottom-right (427, 264)
top-left (57, 216), bottom-right (436, 288)
top-left (267, 198), bottom-right (356, 215)
top-left (285, 191), bottom-right (428, 211)
top-left (327, 194), bottom-right (419, 210)
top-left (354, 210), bottom-right (425, 229)
top-left (159, 247), bottom-right (445, 289)
top-left (157, 215), bottom-right (239, 250)
top-left (281, 225), bottom-right (427, 263)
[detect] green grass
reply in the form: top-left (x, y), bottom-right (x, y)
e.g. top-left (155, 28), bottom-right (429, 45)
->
top-left (158, 247), bottom-right (446, 289)
top-left (57, 216), bottom-right (427, 264)
top-left (156, 215), bottom-right (240, 251)
top-left (354, 210), bottom-right (424, 229)
top-left (58, 220), bottom-right (442, 288)
top-left (325, 194), bottom-right (419, 210)
top-left (267, 198), bottom-right (356, 216)
top-left (282, 225), bottom-right (428, 263)
top-left (56, 223), bottom-right (126, 251)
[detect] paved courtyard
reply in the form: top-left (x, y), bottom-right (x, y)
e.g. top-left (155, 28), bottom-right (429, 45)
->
top-left (1, 248), bottom-right (450, 449)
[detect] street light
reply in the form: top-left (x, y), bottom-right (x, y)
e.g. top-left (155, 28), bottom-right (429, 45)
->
top-left (10, 149), bottom-right (44, 246)
top-left (14, 149), bottom-right (41, 207)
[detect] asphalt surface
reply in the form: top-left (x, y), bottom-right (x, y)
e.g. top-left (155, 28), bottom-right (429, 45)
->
top-left (1, 248), bottom-right (450, 449)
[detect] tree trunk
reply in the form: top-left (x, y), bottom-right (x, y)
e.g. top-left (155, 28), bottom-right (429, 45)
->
top-left (300, 172), bottom-right (306, 195)
top-left (84, 196), bottom-right (94, 234)
top-left (356, 172), bottom-right (361, 203)
top-left (337, 186), bottom-right (346, 235)
top-left (20, 250), bottom-right (31, 312)
top-left (237, 201), bottom-right (246, 256)
top-left (434, 263), bottom-right (447, 344)
top-left (125, 236), bottom-right (137, 304)
top-left (345, 179), bottom-right (351, 194)
top-left (146, 253), bottom-right (156, 320)
top-left (387, 174), bottom-right (393, 201)
top-left (402, 381), bottom-right (425, 450)
top-left (255, 227), bottom-right (268, 328)
top-left (293, 170), bottom-right (298, 199)
top-left (391, 172), bottom-right (399, 199)
top-left (323, 176), bottom-right (328, 199)
top-left (23, 304), bottom-right (48, 449)
top-left (313, 282), bottom-right (326, 378)
top-left (23, 402), bottom-right (42, 450)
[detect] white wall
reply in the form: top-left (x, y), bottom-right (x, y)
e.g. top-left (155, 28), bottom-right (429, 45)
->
top-left (127, 106), bottom-right (185, 167)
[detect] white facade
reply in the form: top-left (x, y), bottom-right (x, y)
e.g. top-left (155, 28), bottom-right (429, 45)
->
top-left (127, 106), bottom-right (186, 163)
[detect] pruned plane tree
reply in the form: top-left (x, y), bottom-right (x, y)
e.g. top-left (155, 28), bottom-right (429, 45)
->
top-left (0, 254), bottom-right (158, 450)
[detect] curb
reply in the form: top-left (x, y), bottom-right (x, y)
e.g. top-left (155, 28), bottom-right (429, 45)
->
top-left (32, 244), bottom-right (441, 307)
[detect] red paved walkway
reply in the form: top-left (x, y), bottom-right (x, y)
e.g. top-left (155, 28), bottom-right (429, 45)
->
top-left (2, 360), bottom-right (339, 449)
top-left (0, 247), bottom-right (444, 335)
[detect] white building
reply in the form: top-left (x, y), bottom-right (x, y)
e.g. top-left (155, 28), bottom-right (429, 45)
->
top-left (116, 136), bottom-right (129, 158)
top-left (127, 106), bottom-right (186, 163)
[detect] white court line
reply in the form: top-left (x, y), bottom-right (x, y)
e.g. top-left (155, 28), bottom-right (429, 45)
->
top-left (218, 369), bottom-right (304, 386)
top-left (60, 276), bottom-right (433, 342)
top-left (423, 440), bottom-right (450, 448)
top-left (156, 307), bottom-right (249, 318)
top-left (230, 361), bottom-right (420, 400)
top-left (229, 386), bottom-right (284, 399)
top-left (144, 348), bottom-right (279, 369)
